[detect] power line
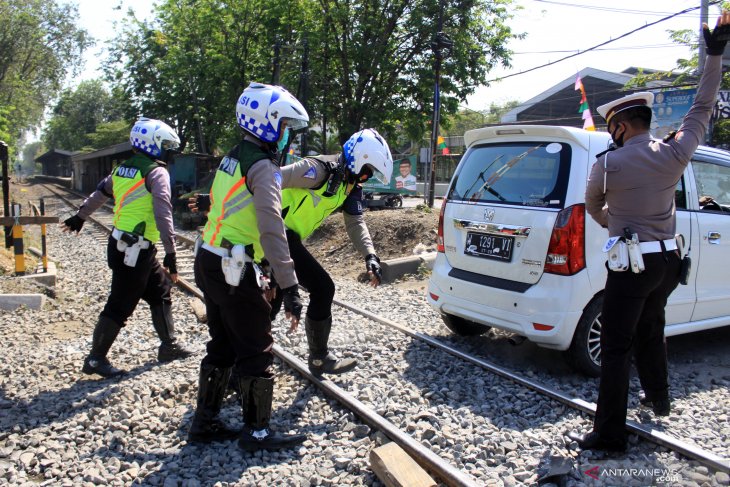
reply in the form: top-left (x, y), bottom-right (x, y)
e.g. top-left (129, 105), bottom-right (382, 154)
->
top-left (489, 2), bottom-right (719, 83)
top-left (529, 0), bottom-right (711, 17)
top-left (514, 43), bottom-right (682, 55)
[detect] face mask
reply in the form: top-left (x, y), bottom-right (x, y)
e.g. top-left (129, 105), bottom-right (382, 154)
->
top-left (277, 127), bottom-right (291, 153)
top-left (610, 123), bottom-right (625, 147)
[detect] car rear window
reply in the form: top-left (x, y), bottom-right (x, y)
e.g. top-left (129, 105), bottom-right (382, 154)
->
top-left (448, 141), bottom-right (572, 209)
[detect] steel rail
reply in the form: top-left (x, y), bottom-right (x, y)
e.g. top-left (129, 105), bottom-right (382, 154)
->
top-left (332, 297), bottom-right (730, 473)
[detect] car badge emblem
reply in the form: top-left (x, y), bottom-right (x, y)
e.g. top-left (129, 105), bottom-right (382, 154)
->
top-left (484, 209), bottom-right (495, 222)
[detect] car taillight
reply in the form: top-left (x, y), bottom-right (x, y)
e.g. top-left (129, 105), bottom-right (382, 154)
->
top-left (544, 204), bottom-right (585, 275)
top-left (437, 200), bottom-right (447, 253)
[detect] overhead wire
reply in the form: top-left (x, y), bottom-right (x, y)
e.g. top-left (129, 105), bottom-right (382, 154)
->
top-left (529, 0), bottom-right (711, 17)
top-left (514, 43), bottom-right (683, 55)
top-left (488, 2), bottom-right (720, 83)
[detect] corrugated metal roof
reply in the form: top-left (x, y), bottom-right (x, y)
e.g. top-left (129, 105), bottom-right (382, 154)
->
top-left (71, 142), bottom-right (132, 162)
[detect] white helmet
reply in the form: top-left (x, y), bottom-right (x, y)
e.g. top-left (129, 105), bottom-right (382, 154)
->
top-left (130, 118), bottom-right (180, 158)
top-left (235, 82), bottom-right (309, 143)
top-left (342, 128), bottom-right (393, 185)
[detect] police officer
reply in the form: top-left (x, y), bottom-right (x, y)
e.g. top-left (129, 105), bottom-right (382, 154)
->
top-left (187, 83), bottom-right (308, 451)
top-left (568, 13), bottom-right (730, 452)
top-left (192, 129), bottom-right (393, 376)
top-left (275, 128), bottom-right (393, 375)
top-left (62, 118), bottom-right (192, 378)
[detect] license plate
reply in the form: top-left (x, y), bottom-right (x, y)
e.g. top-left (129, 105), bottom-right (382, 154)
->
top-left (464, 232), bottom-right (514, 262)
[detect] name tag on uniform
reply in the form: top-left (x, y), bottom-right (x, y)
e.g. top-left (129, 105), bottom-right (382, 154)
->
top-left (116, 167), bottom-right (139, 179)
top-left (218, 156), bottom-right (239, 176)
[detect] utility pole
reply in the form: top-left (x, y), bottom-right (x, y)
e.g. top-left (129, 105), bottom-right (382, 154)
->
top-left (425, 0), bottom-right (452, 208)
top-left (699, 0), bottom-right (709, 74)
top-left (1, 141), bottom-right (10, 248)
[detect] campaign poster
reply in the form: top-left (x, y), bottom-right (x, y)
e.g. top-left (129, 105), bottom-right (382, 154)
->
top-left (362, 154), bottom-right (417, 194)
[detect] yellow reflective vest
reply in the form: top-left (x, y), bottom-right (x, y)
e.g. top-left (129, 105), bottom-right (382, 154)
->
top-left (112, 154), bottom-right (161, 242)
top-left (202, 141), bottom-right (272, 262)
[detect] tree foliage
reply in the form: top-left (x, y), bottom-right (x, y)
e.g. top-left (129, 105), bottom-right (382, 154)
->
top-left (0, 0), bottom-right (89, 154)
top-left (42, 79), bottom-right (127, 151)
top-left (441, 100), bottom-right (521, 136)
top-left (106, 0), bottom-right (517, 153)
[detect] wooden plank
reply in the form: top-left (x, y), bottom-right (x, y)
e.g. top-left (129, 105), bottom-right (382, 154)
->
top-left (0, 216), bottom-right (59, 225)
top-left (189, 297), bottom-right (207, 323)
top-left (370, 442), bottom-right (437, 487)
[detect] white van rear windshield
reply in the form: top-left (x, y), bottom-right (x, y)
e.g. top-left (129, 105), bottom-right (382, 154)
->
top-left (449, 141), bottom-right (572, 209)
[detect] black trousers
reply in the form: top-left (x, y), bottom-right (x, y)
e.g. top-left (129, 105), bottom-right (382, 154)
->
top-left (194, 248), bottom-right (274, 378)
top-left (594, 251), bottom-right (681, 441)
top-left (101, 236), bottom-right (171, 326)
top-left (269, 230), bottom-right (336, 322)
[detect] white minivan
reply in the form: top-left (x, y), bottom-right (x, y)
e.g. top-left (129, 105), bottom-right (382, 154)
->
top-left (427, 125), bottom-right (730, 376)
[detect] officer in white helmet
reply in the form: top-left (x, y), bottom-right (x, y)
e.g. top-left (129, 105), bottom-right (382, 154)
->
top-left (188, 82), bottom-right (309, 451)
top-left (62, 118), bottom-right (192, 378)
top-left (273, 128), bottom-right (393, 375)
top-left (191, 128), bottom-right (394, 376)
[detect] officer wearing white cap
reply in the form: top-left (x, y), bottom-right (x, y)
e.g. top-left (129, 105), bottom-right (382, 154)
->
top-left (568, 12), bottom-right (730, 452)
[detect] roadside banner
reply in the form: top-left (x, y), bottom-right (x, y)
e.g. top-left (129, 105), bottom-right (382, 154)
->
top-left (362, 154), bottom-right (417, 194)
top-left (651, 88), bottom-right (697, 139)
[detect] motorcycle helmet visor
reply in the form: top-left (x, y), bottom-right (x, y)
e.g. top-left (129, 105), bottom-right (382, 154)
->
top-left (283, 117), bottom-right (308, 133)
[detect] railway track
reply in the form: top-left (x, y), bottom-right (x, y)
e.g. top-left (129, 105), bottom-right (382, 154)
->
top-left (44, 183), bottom-right (730, 481)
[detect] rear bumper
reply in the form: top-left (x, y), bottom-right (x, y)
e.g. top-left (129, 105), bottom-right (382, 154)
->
top-left (427, 253), bottom-right (590, 350)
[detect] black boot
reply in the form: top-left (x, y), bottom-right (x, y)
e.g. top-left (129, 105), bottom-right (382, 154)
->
top-left (188, 364), bottom-right (241, 443)
top-left (305, 316), bottom-right (357, 375)
top-left (82, 316), bottom-right (126, 378)
top-left (151, 303), bottom-right (193, 362)
top-left (237, 376), bottom-right (305, 452)
top-left (639, 390), bottom-right (671, 416)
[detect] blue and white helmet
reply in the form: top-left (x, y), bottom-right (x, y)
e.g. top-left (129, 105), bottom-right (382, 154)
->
top-left (236, 82), bottom-right (309, 143)
top-left (342, 128), bottom-right (393, 185)
top-left (130, 118), bottom-right (180, 158)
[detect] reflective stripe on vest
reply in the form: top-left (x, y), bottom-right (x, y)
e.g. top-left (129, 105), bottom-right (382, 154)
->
top-left (112, 155), bottom-right (159, 242)
top-left (281, 182), bottom-right (349, 240)
top-left (201, 152), bottom-right (266, 262)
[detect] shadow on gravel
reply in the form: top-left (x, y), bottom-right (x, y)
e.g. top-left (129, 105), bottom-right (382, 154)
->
top-left (0, 363), bottom-right (157, 436)
top-left (119, 389), bottom-right (311, 484)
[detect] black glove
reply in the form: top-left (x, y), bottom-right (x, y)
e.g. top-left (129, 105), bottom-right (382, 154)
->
top-left (163, 253), bottom-right (178, 274)
top-left (282, 284), bottom-right (302, 321)
top-left (196, 193), bottom-right (211, 213)
top-left (63, 215), bottom-right (84, 233)
top-left (365, 253), bottom-right (382, 284)
top-left (703, 23), bottom-right (730, 55)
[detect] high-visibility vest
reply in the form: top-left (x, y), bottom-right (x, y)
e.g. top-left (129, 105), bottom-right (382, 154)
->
top-left (281, 169), bottom-right (350, 240)
top-left (201, 140), bottom-right (273, 262)
top-left (112, 154), bottom-right (162, 242)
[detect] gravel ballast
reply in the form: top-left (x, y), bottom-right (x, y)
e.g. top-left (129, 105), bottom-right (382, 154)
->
top-left (1, 184), bottom-right (728, 486)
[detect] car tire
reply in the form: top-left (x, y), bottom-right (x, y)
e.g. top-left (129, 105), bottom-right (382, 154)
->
top-left (441, 313), bottom-right (491, 336)
top-left (565, 296), bottom-right (603, 377)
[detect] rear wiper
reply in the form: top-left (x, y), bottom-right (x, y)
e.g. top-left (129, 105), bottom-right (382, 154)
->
top-left (464, 154), bottom-right (503, 199)
top-left (472, 145), bottom-right (542, 202)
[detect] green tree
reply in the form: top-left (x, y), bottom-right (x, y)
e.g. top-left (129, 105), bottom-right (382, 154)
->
top-left (311, 0), bottom-right (518, 144)
top-left (42, 79), bottom-right (126, 151)
top-left (0, 0), bottom-right (89, 155)
top-left (83, 120), bottom-right (131, 151)
top-left (106, 0), bottom-right (517, 152)
top-left (442, 100), bottom-right (521, 136)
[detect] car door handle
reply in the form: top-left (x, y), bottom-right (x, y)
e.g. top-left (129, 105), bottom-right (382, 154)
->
top-left (707, 231), bottom-right (721, 244)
